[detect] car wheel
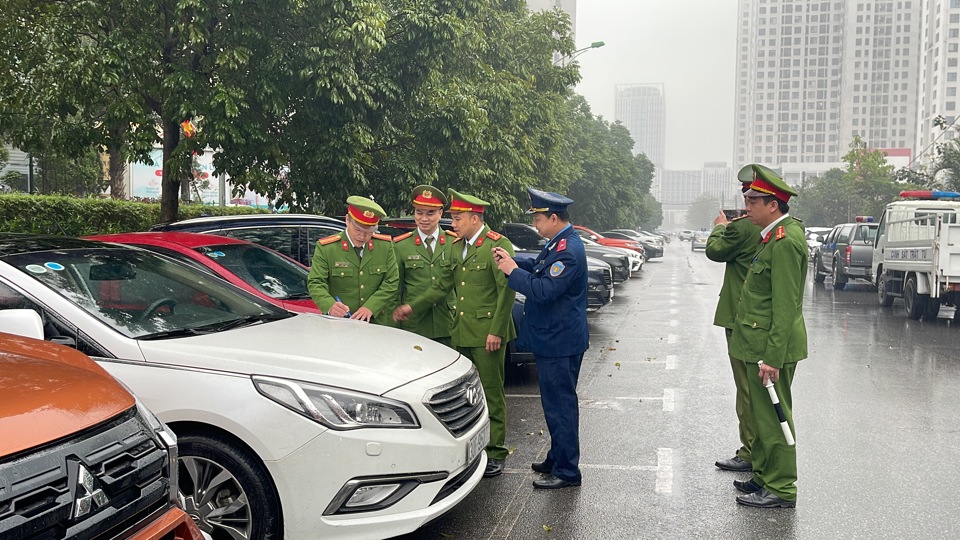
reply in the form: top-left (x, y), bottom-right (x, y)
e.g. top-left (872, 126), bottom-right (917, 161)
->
top-left (177, 432), bottom-right (283, 540)
top-left (878, 273), bottom-right (894, 307)
top-left (813, 256), bottom-right (826, 283)
top-left (903, 275), bottom-right (926, 320)
top-left (831, 260), bottom-right (847, 290)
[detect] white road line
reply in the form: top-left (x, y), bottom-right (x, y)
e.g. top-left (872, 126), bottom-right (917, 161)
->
top-left (669, 299), bottom-right (677, 305)
top-left (656, 448), bottom-right (674, 494)
top-left (669, 308), bottom-right (678, 314)
top-left (665, 355), bottom-right (677, 369)
top-left (669, 319), bottom-right (679, 327)
top-left (662, 389), bottom-right (675, 412)
top-left (667, 334), bottom-right (678, 344)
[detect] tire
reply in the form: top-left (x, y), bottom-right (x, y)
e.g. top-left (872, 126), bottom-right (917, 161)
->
top-left (813, 256), bottom-right (826, 283)
top-left (831, 260), bottom-right (847, 290)
top-left (923, 300), bottom-right (941, 321)
top-left (177, 432), bottom-right (283, 540)
top-left (878, 273), bottom-right (894, 307)
top-left (903, 275), bottom-right (926, 320)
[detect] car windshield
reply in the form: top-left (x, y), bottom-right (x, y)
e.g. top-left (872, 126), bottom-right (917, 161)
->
top-left (3, 246), bottom-right (290, 339)
top-left (195, 243), bottom-right (310, 300)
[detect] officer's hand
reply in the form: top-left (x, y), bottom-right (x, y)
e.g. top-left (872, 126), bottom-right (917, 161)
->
top-left (328, 301), bottom-right (350, 318)
top-left (494, 249), bottom-right (517, 275)
top-left (714, 211), bottom-right (730, 227)
top-left (351, 306), bottom-right (374, 322)
top-left (759, 363), bottom-right (780, 385)
top-left (485, 334), bottom-right (502, 352)
top-left (393, 304), bottom-right (413, 322)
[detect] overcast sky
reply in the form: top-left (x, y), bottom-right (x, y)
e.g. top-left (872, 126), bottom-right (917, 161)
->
top-left (574, 1), bottom-right (740, 170)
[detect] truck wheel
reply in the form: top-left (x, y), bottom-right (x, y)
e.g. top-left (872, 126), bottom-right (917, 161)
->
top-left (878, 274), bottom-right (894, 307)
top-left (923, 300), bottom-right (941, 321)
top-left (813, 256), bottom-right (826, 283)
top-left (903, 276), bottom-right (926, 320)
top-left (832, 260), bottom-right (847, 290)
top-left (177, 432), bottom-right (283, 540)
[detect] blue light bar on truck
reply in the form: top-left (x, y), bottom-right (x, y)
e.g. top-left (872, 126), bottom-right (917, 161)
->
top-left (899, 191), bottom-right (960, 199)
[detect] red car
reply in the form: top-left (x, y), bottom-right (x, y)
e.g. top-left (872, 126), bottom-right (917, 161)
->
top-left (86, 232), bottom-right (321, 313)
top-left (573, 225), bottom-right (646, 257)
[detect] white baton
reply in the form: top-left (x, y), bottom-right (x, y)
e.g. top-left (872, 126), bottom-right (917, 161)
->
top-left (758, 361), bottom-right (796, 446)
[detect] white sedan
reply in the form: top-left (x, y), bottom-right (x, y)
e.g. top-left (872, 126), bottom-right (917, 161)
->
top-left (0, 234), bottom-right (487, 540)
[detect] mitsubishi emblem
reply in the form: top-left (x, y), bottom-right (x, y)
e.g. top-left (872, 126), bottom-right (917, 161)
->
top-left (73, 464), bottom-right (109, 519)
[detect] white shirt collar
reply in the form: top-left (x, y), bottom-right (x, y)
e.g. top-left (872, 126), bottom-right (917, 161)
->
top-left (760, 214), bottom-right (790, 240)
top-left (466, 226), bottom-right (484, 246)
top-left (418, 227), bottom-right (440, 244)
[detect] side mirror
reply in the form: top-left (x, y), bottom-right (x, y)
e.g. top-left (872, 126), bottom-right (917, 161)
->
top-left (590, 235), bottom-right (598, 241)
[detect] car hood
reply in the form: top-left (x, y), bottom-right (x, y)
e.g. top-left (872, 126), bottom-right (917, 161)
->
top-left (136, 314), bottom-right (460, 395)
top-left (0, 334), bottom-right (135, 457)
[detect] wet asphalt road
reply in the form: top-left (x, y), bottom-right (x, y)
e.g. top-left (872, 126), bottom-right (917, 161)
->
top-left (397, 240), bottom-right (960, 540)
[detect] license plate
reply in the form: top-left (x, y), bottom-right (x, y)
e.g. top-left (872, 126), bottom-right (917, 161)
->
top-left (465, 422), bottom-right (489, 464)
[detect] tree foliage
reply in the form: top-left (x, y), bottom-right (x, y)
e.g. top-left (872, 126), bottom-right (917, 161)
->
top-left (685, 193), bottom-right (720, 230)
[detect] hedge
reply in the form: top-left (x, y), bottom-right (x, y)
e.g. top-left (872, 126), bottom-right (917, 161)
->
top-left (0, 194), bottom-right (268, 236)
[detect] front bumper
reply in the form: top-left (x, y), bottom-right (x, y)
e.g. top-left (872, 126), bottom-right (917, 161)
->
top-left (125, 506), bottom-right (205, 540)
top-left (268, 359), bottom-right (490, 539)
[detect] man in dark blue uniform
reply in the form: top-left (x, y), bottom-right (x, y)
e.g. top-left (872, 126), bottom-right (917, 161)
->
top-left (492, 187), bottom-right (589, 489)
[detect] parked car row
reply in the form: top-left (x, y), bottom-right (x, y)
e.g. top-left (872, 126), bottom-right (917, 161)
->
top-left (0, 213), bottom-right (649, 539)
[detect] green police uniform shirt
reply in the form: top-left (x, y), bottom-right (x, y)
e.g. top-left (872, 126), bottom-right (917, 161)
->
top-left (706, 216), bottom-right (763, 329)
top-left (730, 216), bottom-right (808, 367)
top-left (307, 231), bottom-right (400, 324)
top-left (450, 226), bottom-right (517, 347)
top-left (393, 229), bottom-right (457, 338)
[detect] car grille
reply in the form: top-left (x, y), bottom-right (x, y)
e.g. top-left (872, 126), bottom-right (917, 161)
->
top-left (423, 368), bottom-right (486, 438)
top-left (602, 267), bottom-right (613, 291)
top-left (0, 408), bottom-right (170, 540)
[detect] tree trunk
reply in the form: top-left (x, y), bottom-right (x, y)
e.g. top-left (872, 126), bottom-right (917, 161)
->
top-left (159, 119), bottom-right (181, 223)
top-left (108, 137), bottom-right (126, 199)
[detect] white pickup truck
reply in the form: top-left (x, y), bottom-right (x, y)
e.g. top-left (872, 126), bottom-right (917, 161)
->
top-left (872, 191), bottom-right (960, 320)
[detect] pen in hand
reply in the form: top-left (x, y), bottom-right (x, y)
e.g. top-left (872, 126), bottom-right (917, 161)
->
top-left (334, 296), bottom-right (351, 317)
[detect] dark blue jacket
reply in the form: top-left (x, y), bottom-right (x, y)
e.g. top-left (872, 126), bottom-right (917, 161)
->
top-left (508, 224), bottom-right (589, 357)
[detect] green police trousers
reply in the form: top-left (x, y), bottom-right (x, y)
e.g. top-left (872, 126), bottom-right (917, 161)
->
top-left (744, 361), bottom-right (797, 501)
top-left (458, 345), bottom-right (509, 461)
top-left (726, 329), bottom-right (756, 463)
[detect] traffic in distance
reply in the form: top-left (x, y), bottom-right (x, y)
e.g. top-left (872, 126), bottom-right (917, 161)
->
top-left (0, 192), bottom-right (668, 539)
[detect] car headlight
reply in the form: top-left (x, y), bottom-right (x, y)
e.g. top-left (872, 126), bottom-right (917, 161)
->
top-left (252, 375), bottom-right (419, 430)
top-left (601, 254), bottom-right (621, 259)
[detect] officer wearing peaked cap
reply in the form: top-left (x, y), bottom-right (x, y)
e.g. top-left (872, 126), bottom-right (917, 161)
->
top-left (392, 186), bottom-right (457, 345)
top-left (492, 187), bottom-right (588, 490)
top-left (307, 195), bottom-right (399, 324)
top-left (728, 165), bottom-right (807, 508)
top-left (707, 166), bottom-right (763, 474)
top-left (447, 188), bottom-right (516, 479)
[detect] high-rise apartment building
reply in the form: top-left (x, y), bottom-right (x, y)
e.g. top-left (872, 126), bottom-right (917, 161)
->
top-left (917, 0), bottom-right (960, 167)
top-left (615, 84), bottom-right (666, 169)
top-left (734, 1), bottom-right (922, 184)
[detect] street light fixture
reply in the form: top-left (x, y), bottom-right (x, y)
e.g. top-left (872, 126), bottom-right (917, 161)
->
top-left (554, 41), bottom-right (605, 66)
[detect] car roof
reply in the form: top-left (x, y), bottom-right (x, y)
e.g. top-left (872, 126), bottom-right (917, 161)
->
top-left (87, 231), bottom-right (252, 249)
top-left (151, 213), bottom-right (345, 231)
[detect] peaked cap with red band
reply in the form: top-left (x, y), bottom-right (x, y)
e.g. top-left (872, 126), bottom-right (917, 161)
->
top-left (411, 184), bottom-right (448, 208)
top-left (346, 195), bottom-right (386, 226)
top-left (739, 163), bottom-right (797, 203)
top-left (447, 188), bottom-right (489, 214)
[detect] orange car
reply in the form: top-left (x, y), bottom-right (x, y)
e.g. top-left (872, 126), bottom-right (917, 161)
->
top-left (0, 329), bottom-right (203, 540)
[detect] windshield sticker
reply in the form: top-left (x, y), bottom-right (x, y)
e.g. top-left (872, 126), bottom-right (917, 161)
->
top-left (44, 262), bottom-right (65, 271)
top-left (25, 264), bottom-right (47, 274)
top-left (206, 251), bottom-right (226, 258)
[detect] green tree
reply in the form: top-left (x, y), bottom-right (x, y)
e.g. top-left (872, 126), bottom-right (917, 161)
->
top-left (685, 194), bottom-right (720, 230)
top-left (930, 138), bottom-right (960, 192)
top-left (638, 192), bottom-right (663, 230)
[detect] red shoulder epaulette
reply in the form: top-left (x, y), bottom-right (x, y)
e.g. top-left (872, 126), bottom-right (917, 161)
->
top-left (373, 233), bottom-right (392, 241)
top-left (393, 232), bottom-right (413, 243)
top-left (557, 238), bottom-right (567, 252)
top-left (486, 230), bottom-right (502, 241)
top-left (318, 234), bottom-right (341, 246)
top-left (775, 226), bottom-right (786, 241)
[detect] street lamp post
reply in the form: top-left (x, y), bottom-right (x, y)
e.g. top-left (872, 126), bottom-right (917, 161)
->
top-left (554, 41), bottom-right (605, 66)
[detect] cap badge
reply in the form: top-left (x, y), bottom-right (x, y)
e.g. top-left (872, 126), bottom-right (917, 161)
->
top-left (363, 210), bottom-right (374, 218)
top-left (423, 189), bottom-right (433, 199)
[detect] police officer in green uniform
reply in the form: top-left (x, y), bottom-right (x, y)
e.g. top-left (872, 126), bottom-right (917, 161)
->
top-left (706, 166), bottom-right (764, 473)
top-left (392, 185), bottom-right (458, 346)
top-left (729, 167), bottom-right (807, 508)
top-left (447, 188), bottom-right (516, 478)
top-left (307, 196), bottom-right (399, 324)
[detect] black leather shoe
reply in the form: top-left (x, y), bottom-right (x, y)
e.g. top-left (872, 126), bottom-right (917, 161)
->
top-left (733, 478), bottom-right (762, 494)
top-left (532, 475), bottom-right (581, 489)
top-left (736, 488), bottom-right (796, 508)
top-left (531, 460), bottom-right (554, 474)
top-left (483, 458), bottom-right (504, 478)
top-left (715, 455), bottom-right (752, 472)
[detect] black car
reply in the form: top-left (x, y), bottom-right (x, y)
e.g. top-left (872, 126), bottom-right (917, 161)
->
top-left (500, 222), bottom-right (632, 283)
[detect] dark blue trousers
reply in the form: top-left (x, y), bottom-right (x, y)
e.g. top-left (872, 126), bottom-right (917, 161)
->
top-left (536, 352), bottom-right (584, 482)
